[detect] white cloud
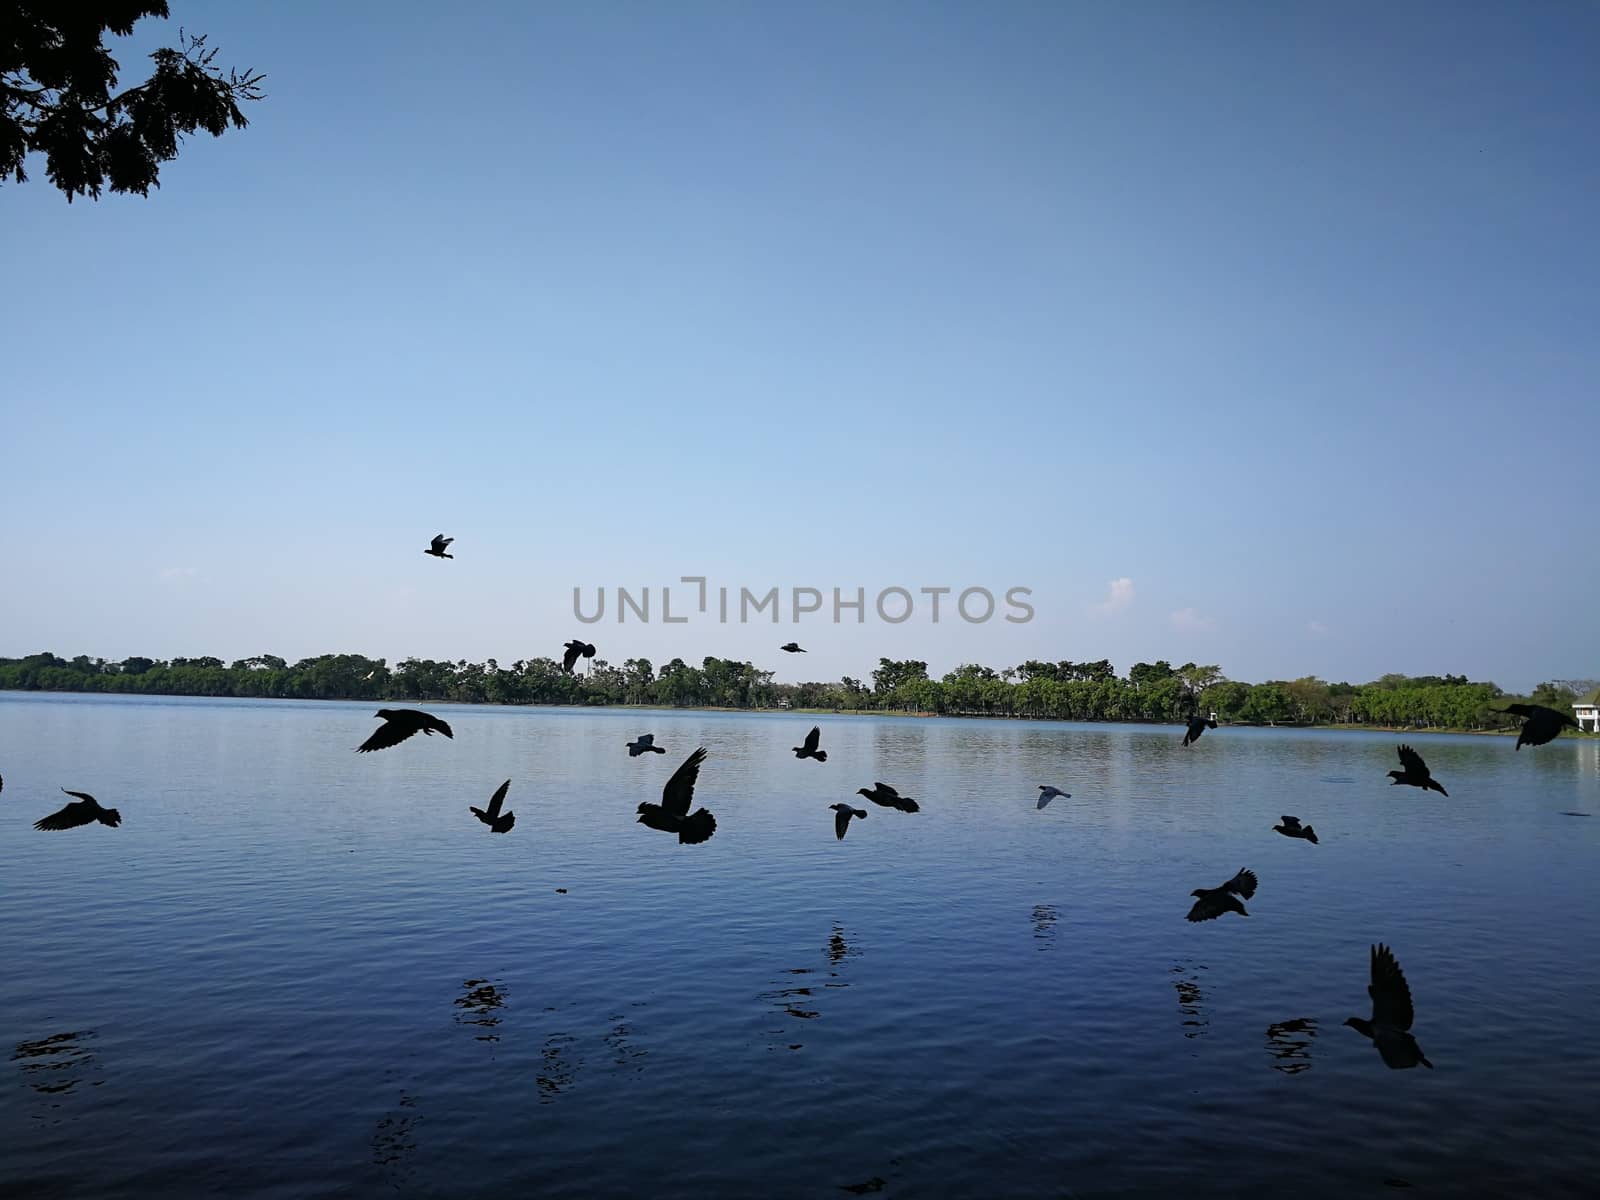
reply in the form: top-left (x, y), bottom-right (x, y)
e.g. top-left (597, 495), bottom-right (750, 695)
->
top-left (1306, 619), bottom-right (1329, 637)
top-left (1169, 607), bottom-right (1214, 632)
top-left (1092, 577), bottom-right (1135, 615)
top-left (159, 566), bottom-right (200, 580)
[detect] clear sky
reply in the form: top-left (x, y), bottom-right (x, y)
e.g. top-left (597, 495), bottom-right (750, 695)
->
top-left (3, 1), bottom-right (1597, 691)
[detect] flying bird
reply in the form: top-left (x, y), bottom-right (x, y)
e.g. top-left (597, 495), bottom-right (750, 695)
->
top-left (780, 643), bottom-right (806, 653)
top-left (792, 726), bottom-right (827, 762)
top-left (1037, 785), bottom-right (1070, 809)
top-left (1273, 815), bottom-right (1318, 844)
top-left (627, 733), bottom-right (666, 756)
top-left (637, 747), bottom-right (716, 844)
top-left (1182, 715), bottom-right (1218, 747)
top-left (856, 782), bottom-right (920, 813)
top-left (1498, 702), bottom-right (1579, 750)
top-left (425, 534), bottom-right (454, 559)
top-left (1388, 745), bottom-right (1447, 795)
top-left (1186, 868), bottom-right (1257, 922)
top-left (357, 708), bottom-right (454, 753)
top-left (34, 789), bottom-right (121, 831)
top-left (829, 803), bottom-right (867, 840)
top-left (562, 640), bottom-right (596, 673)
top-left (469, 779), bottom-right (516, 833)
top-left (1345, 943), bottom-right (1432, 1069)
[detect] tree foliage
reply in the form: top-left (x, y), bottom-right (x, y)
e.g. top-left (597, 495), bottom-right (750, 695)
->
top-left (0, 652), bottom-right (1578, 737)
top-left (1, 2), bottom-right (264, 201)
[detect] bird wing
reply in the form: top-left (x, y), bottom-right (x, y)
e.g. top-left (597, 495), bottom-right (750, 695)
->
top-left (637, 733), bottom-right (655, 747)
top-left (1369, 943), bottom-right (1416, 1031)
top-left (1280, 815), bottom-right (1301, 829)
top-left (1500, 703), bottom-right (1534, 718)
top-left (485, 779), bottom-right (511, 819)
top-left (1037, 791), bottom-right (1053, 809)
top-left (1396, 744), bottom-right (1427, 775)
top-left (562, 644), bottom-right (581, 671)
top-left (1186, 891), bottom-right (1227, 922)
top-left (874, 782), bottom-right (899, 797)
top-left (357, 719), bottom-right (417, 753)
top-left (802, 726), bottom-right (821, 753)
top-left (1225, 868), bottom-right (1258, 899)
top-left (834, 807), bottom-right (852, 839)
top-left (661, 747), bottom-right (708, 818)
top-left (34, 799), bottom-right (96, 831)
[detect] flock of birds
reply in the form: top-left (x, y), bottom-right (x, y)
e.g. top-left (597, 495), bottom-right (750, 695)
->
top-left (8, 533), bottom-right (1590, 1075)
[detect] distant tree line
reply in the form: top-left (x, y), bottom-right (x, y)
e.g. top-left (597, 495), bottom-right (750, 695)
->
top-left (2, 652), bottom-right (1593, 735)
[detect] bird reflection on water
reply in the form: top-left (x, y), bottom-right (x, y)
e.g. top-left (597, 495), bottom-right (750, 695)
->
top-left (1031, 904), bottom-right (1058, 951)
top-left (1171, 964), bottom-right (1208, 1042)
top-left (1265, 1017), bottom-right (1318, 1075)
top-left (761, 924), bottom-right (860, 1050)
top-left (12, 1030), bottom-right (103, 1104)
top-left (454, 978), bottom-right (508, 1042)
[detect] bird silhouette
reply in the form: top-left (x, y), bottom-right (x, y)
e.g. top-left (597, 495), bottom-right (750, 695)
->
top-left (780, 643), bottom-right (806, 653)
top-left (34, 789), bottom-right (121, 831)
top-left (1037, 785), bottom-right (1070, 809)
top-left (829, 803), bottom-right (867, 840)
top-left (1498, 702), bottom-right (1579, 750)
top-left (425, 534), bottom-right (454, 559)
top-left (1345, 943), bottom-right (1432, 1069)
top-left (562, 640), bottom-right (596, 673)
top-left (1273, 815), bottom-right (1318, 844)
top-left (856, 782), bottom-right (920, 813)
top-left (1388, 745), bottom-right (1447, 795)
top-left (1186, 868), bottom-right (1257, 921)
top-left (357, 708), bottom-right (454, 753)
top-left (469, 779), bottom-right (516, 833)
top-left (1182, 715), bottom-right (1218, 747)
top-left (636, 747), bottom-right (716, 844)
top-left (792, 726), bottom-right (827, 762)
top-left (627, 733), bottom-right (666, 756)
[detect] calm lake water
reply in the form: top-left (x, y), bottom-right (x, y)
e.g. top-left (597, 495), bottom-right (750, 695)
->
top-left (2, 693), bottom-right (1597, 1198)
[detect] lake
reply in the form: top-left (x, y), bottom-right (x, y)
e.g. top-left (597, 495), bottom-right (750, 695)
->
top-left (2, 693), bottom-right (1597, 1198)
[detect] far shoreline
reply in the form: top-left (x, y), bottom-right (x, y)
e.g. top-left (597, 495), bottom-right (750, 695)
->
top-left (3, 687), bottom-right (1592, 740)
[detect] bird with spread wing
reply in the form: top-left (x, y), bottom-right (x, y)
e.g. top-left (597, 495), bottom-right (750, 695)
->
top-left (636, 747), bottom-right (716, 844)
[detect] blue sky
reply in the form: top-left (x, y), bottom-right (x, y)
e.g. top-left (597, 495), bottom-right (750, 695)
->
top-left (3, 1), bottom-right (1597, 690)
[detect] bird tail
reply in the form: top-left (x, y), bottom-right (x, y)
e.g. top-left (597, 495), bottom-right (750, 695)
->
top-left (813, 750), bottom-right (828, 762)
top-left (650, 745), bottom-right (665, 753)
top-left (679, 809), bottom-right (717, 844)
top-left (1303, 826), bottom-right (1318, 844)
top-left (99, 808), bottom-right (122, 828)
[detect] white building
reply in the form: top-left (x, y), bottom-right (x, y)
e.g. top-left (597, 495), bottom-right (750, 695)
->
top-left (1575, 691), bottom-right (1600, 733)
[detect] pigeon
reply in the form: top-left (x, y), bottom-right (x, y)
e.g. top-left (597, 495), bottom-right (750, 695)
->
top-left (1182, 715), bottom-right (1218, 747)
top-left (637, 747), bottom-right (716, 844)
top-left (1273, 815), bottom-right (1318, 843)
top-left (1037, 785), bottom-right (1070, 809)
top-left (792, 726), bottom-right (827, 762)
top-left (1388, 745), bottom-right (1447, 796)
top-left (1498, 703), bottom-right (1579, 750)
top-left (562, 640), bottom-right (596, 673)
top-left (1345, 944), bottom-right (1432, 1069)
top-left (1186, 868), bottom-right (1257, 922)
top-left (829, 803), bottom-right (867, 840)
top-left (425, 534), bottom-right (454, 559)
top-left (469, 779), bottom-right (516, 833)
top-left (856, 782), bottom-right (920, 813)
top-left (780, 643), bottom-right (806, 653)
top-left (357, 708), bottom-right (454, 753)
top-left (627, 733), bottom-right (666, 757)
top-left (34, 789), bottom-right (121, 831)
